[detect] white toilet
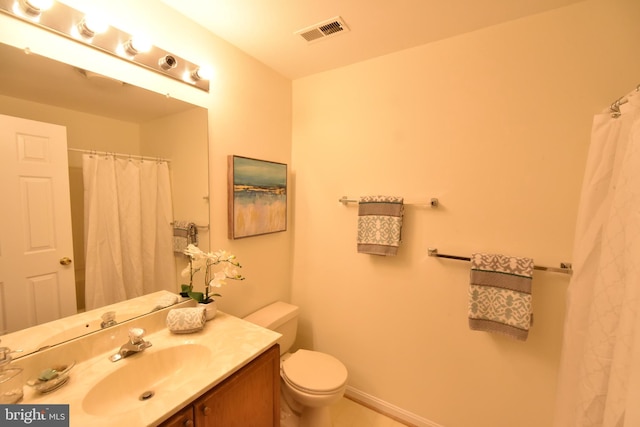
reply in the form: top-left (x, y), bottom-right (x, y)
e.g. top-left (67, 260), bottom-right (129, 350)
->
top-left (244, 301), bottom-right (348, 427)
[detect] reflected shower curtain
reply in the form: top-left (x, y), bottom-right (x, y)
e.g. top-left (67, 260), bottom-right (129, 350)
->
top-left (554, 91), bottom-right (640, 427)
top-left (83, 154), bottom-right (175, 310)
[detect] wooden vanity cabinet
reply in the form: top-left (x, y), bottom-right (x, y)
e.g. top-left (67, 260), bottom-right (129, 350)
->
top-left (160, 344), bottom-right (280, 427)
top-left (159, 405), bottom-right (194, 427)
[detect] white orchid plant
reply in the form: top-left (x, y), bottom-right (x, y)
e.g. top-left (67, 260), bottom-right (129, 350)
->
top-left (180, 244), bottom-right (245, 304)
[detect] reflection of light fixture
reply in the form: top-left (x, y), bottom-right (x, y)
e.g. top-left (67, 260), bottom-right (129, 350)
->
top-left (13, 0), bottom-right (53, 18)
top-left (76, 68), bottom-right (124, 88)
top-left (158, 54), bottom-right (177, 71)
top-left (121, 36), bottom-right (151, 56)
top-left (76, 15), bottom-right (108, 39)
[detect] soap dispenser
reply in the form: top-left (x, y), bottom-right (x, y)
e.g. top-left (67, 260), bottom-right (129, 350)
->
top-left (0, 342), bottom-right (24, 404)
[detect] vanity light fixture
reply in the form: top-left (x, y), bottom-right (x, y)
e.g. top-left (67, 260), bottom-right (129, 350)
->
top-left (13, 0), bottom-right (52, 19)
top-left (190, 66), bottom-right (212, 81)
top-left (183, 65), bottom-right (214, 85)
top-left (120, 36), bottom-right (152, 57)
top-left (158, 54), bottom-right (178, 71)
top-left (75, 15), bottom-right (108, 39)
top-left (0, 0), bottom-right (210, 92)
top-left (11, 0), bottom-right (53, 22)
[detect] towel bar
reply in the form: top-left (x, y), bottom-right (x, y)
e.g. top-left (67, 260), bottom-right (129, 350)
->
top-left (428, 248), bottom-right (572, 275)
top-left (171, 222), bottom-right (209, 231)
top-left (338, 196), bottom-right (439, 207)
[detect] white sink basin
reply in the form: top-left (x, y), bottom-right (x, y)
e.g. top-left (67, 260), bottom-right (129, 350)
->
top-left (82, 344), bottom-right (211, 416)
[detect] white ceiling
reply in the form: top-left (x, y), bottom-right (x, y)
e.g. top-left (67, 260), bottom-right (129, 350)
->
top-left (160, 0), bottom-right (586, 80)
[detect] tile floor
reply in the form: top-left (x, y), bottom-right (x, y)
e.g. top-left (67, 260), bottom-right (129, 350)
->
top-left (330, 397), bottom-right (409, 427)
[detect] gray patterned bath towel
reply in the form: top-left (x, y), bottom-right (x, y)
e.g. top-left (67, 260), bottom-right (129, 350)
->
top-left (357, 196), bottom-right (404, 256)
top-left (468, 253), bottom-right (534, 341)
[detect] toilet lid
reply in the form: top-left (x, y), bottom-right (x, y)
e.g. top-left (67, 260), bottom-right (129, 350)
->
top-left (282, 349), bottom-right (348, 394)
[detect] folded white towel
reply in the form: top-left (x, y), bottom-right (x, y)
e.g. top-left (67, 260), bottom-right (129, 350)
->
top-left (166, 307), bottom-right (206, 334)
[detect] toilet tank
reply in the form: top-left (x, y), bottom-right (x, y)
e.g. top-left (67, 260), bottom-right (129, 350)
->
top-left (244, 301), bottom-right (299, 354)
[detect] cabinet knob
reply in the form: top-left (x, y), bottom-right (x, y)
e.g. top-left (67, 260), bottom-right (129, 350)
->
top-left (183, 420), bottom-right (193, 427)
top-left (202, 406), bottom-right (211, 416)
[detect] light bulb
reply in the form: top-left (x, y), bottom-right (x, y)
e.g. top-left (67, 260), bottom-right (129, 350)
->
top-left (13, 0), bottom-right (53, 19)
top-left (122, 36), bottom-right (152, 56)
top-left (77, 15), bottom-right (108, 38)
top-left (192, 66), bottom-right (213, 81)
top-left (22, 0), bottom-right (53, 14)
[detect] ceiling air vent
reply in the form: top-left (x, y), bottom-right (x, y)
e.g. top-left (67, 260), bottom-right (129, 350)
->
top-left (295, 16), bottom-right (349, 44)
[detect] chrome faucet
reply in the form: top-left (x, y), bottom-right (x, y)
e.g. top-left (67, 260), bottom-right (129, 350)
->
top-left (100, 311), bottom-right (117, 329)
top-left (109, 328), bottom-right (152, 362)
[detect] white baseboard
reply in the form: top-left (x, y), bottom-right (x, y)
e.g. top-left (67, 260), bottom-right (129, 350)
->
top-left (344, 386), bottom-right (443, 427)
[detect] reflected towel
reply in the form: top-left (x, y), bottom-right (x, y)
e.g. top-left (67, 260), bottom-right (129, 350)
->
top-left (468, 253), bottom-right (534, 341)
top-left (166, 307), bottom-right (206, 334)
top-left (150, 293), bottom-right (179, 312)
top-left (357, 196), bottom-right (404, 256)
top-left (173, 221), bottom-right (198, 254)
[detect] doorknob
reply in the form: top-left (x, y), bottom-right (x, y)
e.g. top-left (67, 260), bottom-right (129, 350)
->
top-left (59, 257), bottom-right (72, 266)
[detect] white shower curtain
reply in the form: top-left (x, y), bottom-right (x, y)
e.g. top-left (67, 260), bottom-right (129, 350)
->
top-left (83, 154), bottom-right (176, 310)
top-left (554, 90), bottom-right (640, 427)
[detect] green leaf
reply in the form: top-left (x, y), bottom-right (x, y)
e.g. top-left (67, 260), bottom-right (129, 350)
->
top-left (188, 291), bottom-right (205, 303)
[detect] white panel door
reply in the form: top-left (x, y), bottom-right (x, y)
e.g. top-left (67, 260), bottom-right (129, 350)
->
top-left (0, 114), bottom-right (77, 334)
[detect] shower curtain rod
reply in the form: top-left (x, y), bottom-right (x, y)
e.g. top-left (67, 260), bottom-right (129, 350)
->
top-left (67, 148), bottom-right (171, 163)
top-left (428, 248), bottom-right (573, 275)
top-left (609, 84), bottom-right (640, 118)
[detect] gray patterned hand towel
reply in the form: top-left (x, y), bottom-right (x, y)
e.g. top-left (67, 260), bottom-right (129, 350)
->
top-left (166, 307), bottom-right (206, 334)
top-left (357, 196), bottom-right (404, 256)
top-left (468, 253), bottom-right (534, 341)
top-left (173, 221), bottom-right (199, 254)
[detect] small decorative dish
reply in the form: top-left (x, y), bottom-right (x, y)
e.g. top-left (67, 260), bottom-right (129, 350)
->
top-left (27, 361), bottom-right (76, 394)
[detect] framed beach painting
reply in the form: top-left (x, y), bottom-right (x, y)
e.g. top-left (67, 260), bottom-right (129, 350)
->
top-left (227, 155), bottom-right (287, 239)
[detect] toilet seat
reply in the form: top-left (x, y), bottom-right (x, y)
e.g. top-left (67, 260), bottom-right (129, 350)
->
top-left (282, 349), bottom-right (348, 395)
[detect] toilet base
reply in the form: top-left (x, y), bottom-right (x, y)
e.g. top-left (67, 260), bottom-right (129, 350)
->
top-left (281, 407), bottom-right (299, 427)
top-left (299, 406), bottom-right (332, 427)
top-left (280, 384), bottom-right (335, 427)
top-left (281, 387), bottom-right (300, 427)
top-left (280, 405), bottom-right (332, 427)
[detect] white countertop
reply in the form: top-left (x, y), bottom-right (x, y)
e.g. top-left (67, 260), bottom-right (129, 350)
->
top-left (16, 310), bottom-right (281, 427)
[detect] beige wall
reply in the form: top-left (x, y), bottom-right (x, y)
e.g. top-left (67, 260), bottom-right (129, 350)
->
top-left (0, 95), bottom-right (142, 160)
top-left (4, 0), bottom-right (640, 425)
top-left (291, 0), bottom-right (640, 426)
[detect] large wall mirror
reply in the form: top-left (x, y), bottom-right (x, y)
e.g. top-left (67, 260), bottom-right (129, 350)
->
top-left (0, 42), bottom-right (209, 357)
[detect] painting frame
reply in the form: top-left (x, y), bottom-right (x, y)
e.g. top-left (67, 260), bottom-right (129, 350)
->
top-left (227, 155), bottom-right (287, 239)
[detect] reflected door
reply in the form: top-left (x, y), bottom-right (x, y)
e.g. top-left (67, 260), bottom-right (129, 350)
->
top-left (0, 114), bottom-right (77, 334)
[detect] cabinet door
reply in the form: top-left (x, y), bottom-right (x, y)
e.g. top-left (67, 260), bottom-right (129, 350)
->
top-left (159, 405), bottom-right (194, 427)
top-left (195, 344), bottom-right (280, 427)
